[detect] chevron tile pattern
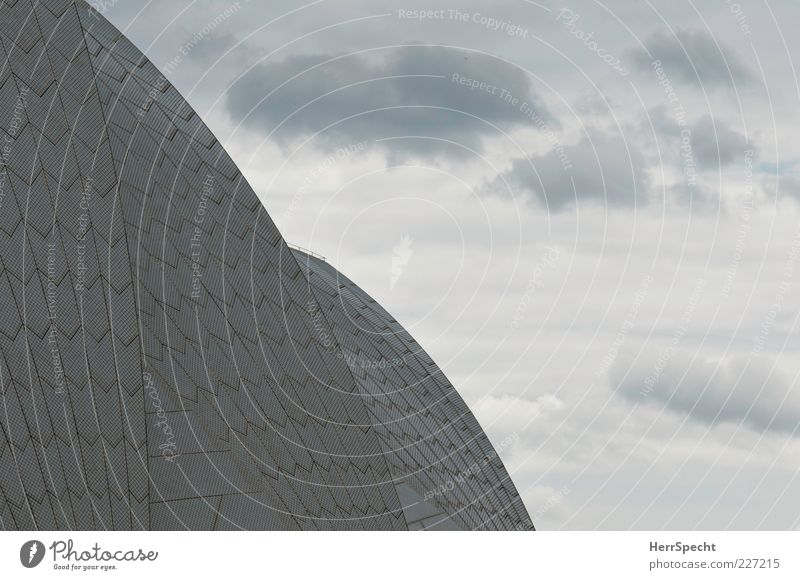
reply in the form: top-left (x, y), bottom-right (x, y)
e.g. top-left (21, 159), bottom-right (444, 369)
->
top-left (295, 250), bottom-right (533, 530)
top-left (0, 0), bottom-right (533, 530)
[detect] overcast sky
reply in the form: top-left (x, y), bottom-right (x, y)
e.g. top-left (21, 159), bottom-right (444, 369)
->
top-left (97, 0), bottom-right (800, 530)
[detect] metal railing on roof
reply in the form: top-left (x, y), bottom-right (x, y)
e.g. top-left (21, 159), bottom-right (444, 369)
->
top-left (286, 242), bottom-right (327, 261)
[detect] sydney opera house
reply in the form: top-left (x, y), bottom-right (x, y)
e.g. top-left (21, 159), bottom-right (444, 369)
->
top-left (0, 0), bottom-right (533, 530)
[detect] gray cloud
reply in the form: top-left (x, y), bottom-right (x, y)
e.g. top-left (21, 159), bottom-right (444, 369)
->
top-left (494, 131), bottom-right (647, 211)
top-left (645, 107), bottom-right (750, 169)
top-left (180, 30), bottom-right (239, 63)
top-left (772, 175), bottom-right (800, 201)
top-left (632, 29), bottom-right (753, 87)
top-left (225, 45), bottom-right (553, 159)
top-left (615, 351), bottom-right (800, 436)
top-left (691, 115), bottom-right (749, 167)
